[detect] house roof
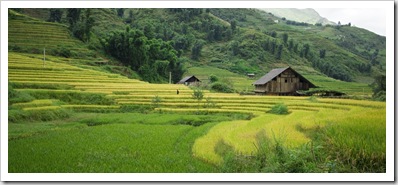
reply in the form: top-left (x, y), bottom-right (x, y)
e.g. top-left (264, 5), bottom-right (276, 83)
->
top-left (253, 66), bottom-right (316, 87)
top-left (177, 75), bottom-right (200, 84)
top-left (253, 67), bottom-right (289, 85)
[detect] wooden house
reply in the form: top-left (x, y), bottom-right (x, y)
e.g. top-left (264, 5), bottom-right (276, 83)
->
top-left (252, 67), bottom-right (316, 95)
top-left (247, 73), bottom-right (255, 78)
top-left (177, 75), bottom-right (201, 86)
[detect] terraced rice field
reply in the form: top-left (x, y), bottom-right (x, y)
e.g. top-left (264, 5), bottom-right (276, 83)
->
top-left (8, 10), bottom-right (95, 57)
top-left (8, 52), bottom-right (386, 173)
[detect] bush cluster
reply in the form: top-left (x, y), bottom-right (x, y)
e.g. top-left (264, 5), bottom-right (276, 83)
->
top-left (267, 103), bottom-right (289, 115)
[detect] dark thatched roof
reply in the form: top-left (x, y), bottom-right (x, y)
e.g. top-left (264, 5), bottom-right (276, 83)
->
top-left (177, 75), bottom-right (200, 84)
top-left (253, 66), bottom-right (316, 87)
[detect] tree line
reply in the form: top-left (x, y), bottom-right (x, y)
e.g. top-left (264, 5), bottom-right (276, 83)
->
top-left (101, 27), bottom-right (184, 83)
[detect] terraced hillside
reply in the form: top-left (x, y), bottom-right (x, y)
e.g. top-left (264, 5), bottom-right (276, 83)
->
top-left (8, 52), bottom-right (385, 172)
top-left (8, 10), bottom-right (96, 58)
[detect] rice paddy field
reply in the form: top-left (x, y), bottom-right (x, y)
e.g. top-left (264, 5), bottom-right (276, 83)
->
top-left (7, 52), bottom-right (386, 173)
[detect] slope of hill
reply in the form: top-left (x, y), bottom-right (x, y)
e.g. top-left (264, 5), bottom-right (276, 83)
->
top-left (7, 52), bottom-right (385, 173)
top-left (8, 9), bottom-right (97, 59)
top-left (8, 8), bottom-right (385, 95)
top-left (259, 8), bottom-right (336, 25)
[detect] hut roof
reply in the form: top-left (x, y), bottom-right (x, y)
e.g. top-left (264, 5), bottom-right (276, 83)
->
top-left (253, 66), bottom-right (316, 87)
top-left (177, 75), bottom-right (200, 84)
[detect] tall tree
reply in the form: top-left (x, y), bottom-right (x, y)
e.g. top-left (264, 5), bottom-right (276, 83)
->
top-left (231, 19), bottom-right (237, 32)
top-left (66, 8), bottom-right (81, 28)
top-left (191, 40), bottom-right (205, 60)
top-left (83, 9), bottom-right (95, 42)
top-left (319, 49), bottom-right (326, 59)
top-left (117, 8), bottom-right (125, 18)
top-left (48, 9), bottom-right (63, 23)
top-left (276, 44), bottom-right (283, 59)
top-left (282, 33), bottom-right (288, 45)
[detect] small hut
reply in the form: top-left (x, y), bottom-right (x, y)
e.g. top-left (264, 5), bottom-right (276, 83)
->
top-left (177, 75), bottom-right (201, 86)
top-left (253, 66), bottom-right (316, 95)
top-left (247, 73), bottom-right (255, 78)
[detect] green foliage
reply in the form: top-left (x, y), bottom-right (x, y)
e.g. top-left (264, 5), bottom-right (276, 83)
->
top-left (8, 112), bottom-right (246, 172)
top-left (210, 82), bottom-right (234, 93)
top-left (319, 49), bottom-right (326, 59)
top-left (9, 108), bottom-right (71, 123)
top-left (218, 131), bottom-right (326, 173)
top-left (308, 96), bottom-right (318, 102)
top-left (151, 95), bottom-right (162, 108)
top-left (192, 88), bottom-right (204, 102)
top-left (191, 40), bottom-right (205, 60)
top-left (208, 74), bottom-right (219, 83)
top-left (24, 90), bottom-right (114, 105)
top-left (267, 103), bottom-right (289, 115)
top-left (282, 33), bottom-right (288, 44)
top-left (101, 27), bottom-right (183, 83)
top-left (370, 75), bottom-right (386, 101)
top-left (117, 8), bottom-right (125, 18)
top-left (8, 83), bottom-right (35, 105)
top-left (48, 9), bottom-right (63, 23)
top-left (119, 104), bottom-right (153, 113)
top-left (67, 9), bottom-right (95, 42)
top-left (372, 91), bottom-right (386, 101)
top-left (204, 97), bottom-right (217, 108)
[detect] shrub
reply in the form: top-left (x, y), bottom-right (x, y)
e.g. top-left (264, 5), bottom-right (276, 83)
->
top-left (210, 82), bottom-right (234, 93)
top-left (26, 91), bottom-right (114, 105)
top-left (8, 83), bottom-right (35, 105)
top-left (373, 91), bottom-right (386, 101)
top-left (209, 74), bottom-right (219, 83)
top-left (308, 96), bottom-right (318, 102)
top-left (152, 95), bottom-right (162, 108)
top-left (204, 97), bottom-right (217, 108)
top-left (192, 88), bottom-right (204, 101)
top-left (8, 108), bottom-right (71, 123)
top-left (267, 103), bottom-right (289, 115)
top-left (210, 58), bottom-right (223, 63)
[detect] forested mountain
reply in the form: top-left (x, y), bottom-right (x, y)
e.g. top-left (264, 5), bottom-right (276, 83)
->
top-left (9, 8), bottom-right (385, 88)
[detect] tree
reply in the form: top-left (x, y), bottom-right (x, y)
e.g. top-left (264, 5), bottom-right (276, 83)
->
top-left (319, 49), bottom-right (326, 59)
top-left (117, 8), bottom-right (125, 18)
top-left (370, 75), bottom-right (386, 99)
top-left (48, 9), bottom-right (63, 23)
top-left (125, 10), bottom-right (134, 23)
top-left (276, 44), bottom-right (283, 59)
top-left (230, 40), bottom-right (240, 56)
top-left (191, 40), bottom-right (205, 60)
top-left (66, 8), bottom-right (81, 28)
top-left (101, 27), bottom-right (182, 83)
top-left (303, 43), bottom-right (310, 58)
top-left (152, 95), bottom-right (162, 108)
top-left (270, 39), bottom-right (276, 54)
top-left (82, 9), bottom-right (95, 42)
top-left (192, 88), bottom-right (204, 109)
top-left (67, 9), bottom-right (94, 42)
top-left (231, 19), bottom-right (237, 32)
top-left (270, 31), bottom-right (277, 38)
top-left (288, 39), bottom-right (294, 51)
top-left (282, 33), bottom-right (288, 45)
top-left (209, 74), bottom-right (219, 83)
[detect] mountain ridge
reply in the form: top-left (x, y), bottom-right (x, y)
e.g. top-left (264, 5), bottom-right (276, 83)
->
top-left (9, 8), bottom-right (385, 94)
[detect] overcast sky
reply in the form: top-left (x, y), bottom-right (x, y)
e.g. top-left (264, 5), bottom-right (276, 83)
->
top-left (314, 8), bottom-right (386, 36)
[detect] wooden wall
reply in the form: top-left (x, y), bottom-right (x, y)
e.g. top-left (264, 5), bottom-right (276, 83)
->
top-left (255, 69), bottom-right (311, 94)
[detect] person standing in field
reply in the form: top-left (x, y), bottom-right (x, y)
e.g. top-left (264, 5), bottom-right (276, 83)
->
top-left (177, 89), bottom-right (179, 95)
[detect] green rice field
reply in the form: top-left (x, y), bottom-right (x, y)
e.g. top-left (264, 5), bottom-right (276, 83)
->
top-left (8, 52), bottom-right (386, 173)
